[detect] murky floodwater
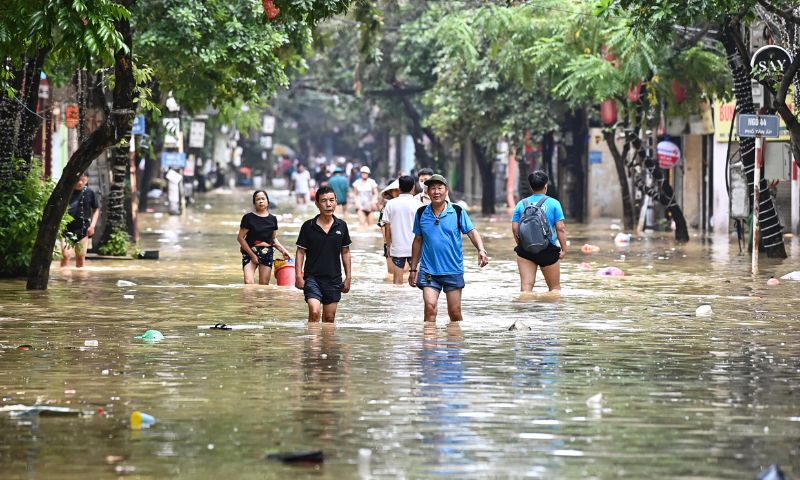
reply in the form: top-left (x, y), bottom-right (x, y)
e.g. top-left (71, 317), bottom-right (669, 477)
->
top-left (1, 189), bottom-right (799, 479)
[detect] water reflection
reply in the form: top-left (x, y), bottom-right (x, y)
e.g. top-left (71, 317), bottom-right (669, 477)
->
top-left (419, 323), bottom-right (472, 475)
top-left (297, 323), bottom-right (350, 441)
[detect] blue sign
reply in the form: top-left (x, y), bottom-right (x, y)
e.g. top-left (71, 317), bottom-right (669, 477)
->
top-left (161, 151), bottom-right (186, 168)
top-left (131, 114), bottom-right (145, 135)
top-left (589, 151), bottom-right (602, 164)
top-left (737, 114), bottom-right (780, 138)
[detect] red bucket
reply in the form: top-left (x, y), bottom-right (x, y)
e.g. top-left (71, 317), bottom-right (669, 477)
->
top-left (274, 259), bottom-right (295, 287)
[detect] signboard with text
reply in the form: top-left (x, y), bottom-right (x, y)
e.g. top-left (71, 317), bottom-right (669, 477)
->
top-left (161, 151), bottom-right (186, 169)
top-left (131, 114), bottom-right (145, 135)
top-left (189, 121), bottom-right (205, 148)
top-left (737, 114), bottom-right (780, 138)
top-left (715, 100), bottom-right (792, 142)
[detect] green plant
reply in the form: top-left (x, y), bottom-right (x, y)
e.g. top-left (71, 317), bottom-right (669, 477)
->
top-left (130, 242), bottom-right (144, 259)
top-left (0, 161), bottom-right (69, 277)
top-left (99, 227), bottom-right (131, 256)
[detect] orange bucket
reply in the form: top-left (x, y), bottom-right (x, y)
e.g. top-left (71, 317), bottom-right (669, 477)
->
top-left (274, 258), bottom-right (295, 286)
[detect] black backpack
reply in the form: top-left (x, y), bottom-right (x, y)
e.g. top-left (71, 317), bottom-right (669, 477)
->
top-left (517, 196), bottom-right (551, 253)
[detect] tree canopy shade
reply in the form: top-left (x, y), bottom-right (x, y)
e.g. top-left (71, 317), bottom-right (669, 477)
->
top-left (524, 0), bottom-right (732, 240)
top-left (0, 0), bottom-right (356, 288)
top-left (133, 0), bottom-right (352, 113)
top-left (598, 0), bottom-right (792, 256)
top-left (408, 2), bottom-right (563, 213)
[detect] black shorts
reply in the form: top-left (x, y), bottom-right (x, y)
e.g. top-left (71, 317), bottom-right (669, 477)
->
top-left (392, 256), bottom-right (412, 268)
top-left (515, 243), bottom-right (561, 267)
top-left (303, 276), bottom-right (343, 305)
top-left (242, 245), bottom-right (274, 268)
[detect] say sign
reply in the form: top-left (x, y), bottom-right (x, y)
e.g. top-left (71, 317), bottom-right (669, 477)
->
top-left (737, 114), bottom-right (780, 138)
top-left (751, 45), bottom-right (792, 76)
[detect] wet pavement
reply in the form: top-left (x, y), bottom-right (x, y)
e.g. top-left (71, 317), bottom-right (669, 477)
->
top-left (1, 188), bottom-right (799, 479)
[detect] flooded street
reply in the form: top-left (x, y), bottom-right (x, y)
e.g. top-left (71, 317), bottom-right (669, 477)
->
top-left (1, 189), bottom-right (799, 479)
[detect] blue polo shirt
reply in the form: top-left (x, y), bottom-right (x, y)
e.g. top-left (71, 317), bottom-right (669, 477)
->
top-left (413, 202), bottom-right (475, 275)
top-left (511, 194), bottom-right (564, 246)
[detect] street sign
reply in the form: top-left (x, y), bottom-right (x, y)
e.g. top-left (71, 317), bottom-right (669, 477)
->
top-left (262, 115), bottom-right (275, 134)
top-left (260, 135), bottom-right (273, 149)
top-left (65, 105), bottom-right (79, 129)
top-left (163, 118), bottom-right (180, 148)
top-left (131, 114), bottom-right (145, 135)
top-left (737, 114), bottom-right (780, 138)
top-left (189, 121), bottom-right (205, 148)
top-left (656, 140), bottom-right (681, 169)
top-left (161, 151), bottom-right (186, 168)
top-left (751, 45), bottom-right (792, 75)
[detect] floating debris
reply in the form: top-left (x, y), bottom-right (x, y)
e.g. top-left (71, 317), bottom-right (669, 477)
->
top-left (508, 320), bottom-right (531, 331)
top-left (135, 330), bottom-right (165, 342)
top-left (265, 450), bottom-right (324, 465)
top-left (695, 305), bottom-right (713, 317)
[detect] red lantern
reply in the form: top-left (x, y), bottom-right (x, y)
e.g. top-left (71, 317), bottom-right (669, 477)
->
top-left (600, 100), bottom-right (617, 126)
top-left (262, 0), bottom-right (279, 20)
top-left (626, 82), bottom-right (642, 103)
top-left (600, 45), bottom-right (616, 63)
top-left (671, 79), bottom-right (688, 104)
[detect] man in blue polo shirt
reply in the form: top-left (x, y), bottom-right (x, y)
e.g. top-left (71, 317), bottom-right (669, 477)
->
top-left (408, 174), bottom-right (489, 323)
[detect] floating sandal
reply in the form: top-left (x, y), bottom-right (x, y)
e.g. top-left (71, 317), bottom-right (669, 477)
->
top-left (210, 323), bottom-right (232, 330)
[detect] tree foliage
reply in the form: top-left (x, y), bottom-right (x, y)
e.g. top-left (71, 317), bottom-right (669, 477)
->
top-left (134, 0), bottom-right (352, 113)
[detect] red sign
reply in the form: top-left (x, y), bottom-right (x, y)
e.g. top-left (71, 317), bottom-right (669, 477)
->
top-left (65, 105), bottom-right (79, 129)
top-left (657, 140), bottom-right (681, 169)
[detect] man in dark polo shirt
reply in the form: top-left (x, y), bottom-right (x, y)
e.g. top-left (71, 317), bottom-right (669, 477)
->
top-left (295, 186), bottom-right (353, 322)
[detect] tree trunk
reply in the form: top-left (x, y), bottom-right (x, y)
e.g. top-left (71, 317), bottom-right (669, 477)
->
top-left (27, 3), bottom-right (137, 290)
top-left (472, 140), bottom-right (495, 215)
top-left (517, 146), bottom-right (531, 199)
top-left (14, 47), bottom-right (50, 173)
top-left (721, 24), bottom-right (786, 257)
top-left (603, 129), bottom-right (636, 230)
top-left (627, 132), bottom-right (689, 242)
top-left (100, 141), bottom-right (130, 247)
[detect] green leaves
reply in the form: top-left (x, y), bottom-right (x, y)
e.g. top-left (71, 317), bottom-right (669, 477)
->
top-left (133, 0), bottom-right (348, 113)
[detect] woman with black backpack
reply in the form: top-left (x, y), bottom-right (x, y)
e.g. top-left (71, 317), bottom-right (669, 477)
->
top-left (511, 170), bottom-right (568, 293)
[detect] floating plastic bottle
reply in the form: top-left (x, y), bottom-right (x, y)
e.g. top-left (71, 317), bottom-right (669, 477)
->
top-left (130, 411), bottom-right (156, 429)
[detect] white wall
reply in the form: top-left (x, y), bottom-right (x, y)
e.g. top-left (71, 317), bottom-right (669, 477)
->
top-left (587, 128), bottom-right (623, 220)
top-left (712, 139), bottom-right (730, 234)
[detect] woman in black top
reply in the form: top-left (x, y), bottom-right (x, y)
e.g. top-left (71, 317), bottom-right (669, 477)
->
top-left (237, 190), bottom-right (291, 284)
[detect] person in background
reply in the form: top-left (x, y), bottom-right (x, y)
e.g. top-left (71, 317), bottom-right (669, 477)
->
top-left (409, 175), bottom-right (489, 323)
top-left (61, 171), bottom-right (100, 268)
top-left (382, 175), bottom-right (422, 284)
top-left (292, 163), bottom-right (311, 205)
top-left (511, 170), bottom-right (567, 293)
top-left (237, 190), bottom-right (291, 285)
top-left (414, 168), bottom-right (434, 205)
top-left (315, 165), bottom-right (330, 189)
top-left (328, 167), bottom-right (349, 217)
top-left (295, 186), bottom-right (353, 323)
top-left (351, 166), bottom-right (379, 228)
top-left (377, 179), bottom-right (400, 276)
